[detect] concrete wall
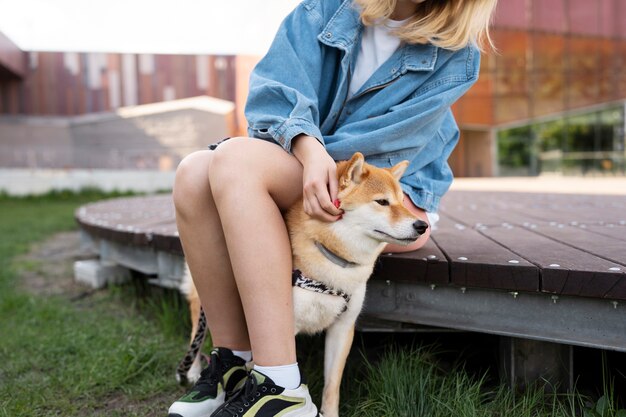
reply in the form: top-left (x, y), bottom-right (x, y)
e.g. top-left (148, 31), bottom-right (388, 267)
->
top-left (0, 95), bottom-right (234, 195)
top-left (0, 169), bottom-right (175, 196)
top-left (0, 96), bottom-right (235, 170)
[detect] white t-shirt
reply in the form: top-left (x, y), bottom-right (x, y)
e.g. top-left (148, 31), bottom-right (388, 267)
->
top-left (348, 18), bottom-right (408, 98)
top-left (348, 19), bottom-right (440, 227)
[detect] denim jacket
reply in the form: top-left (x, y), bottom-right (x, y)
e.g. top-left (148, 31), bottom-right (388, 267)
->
top-left (245, 0), bottom-right (480, 213)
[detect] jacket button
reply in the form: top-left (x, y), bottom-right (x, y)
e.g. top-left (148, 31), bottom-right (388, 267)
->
top-left (325, 32), bottom-right (332, 38)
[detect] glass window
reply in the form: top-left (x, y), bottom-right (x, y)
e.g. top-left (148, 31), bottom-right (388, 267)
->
top-left (497, 126), bottom-right (533, 176)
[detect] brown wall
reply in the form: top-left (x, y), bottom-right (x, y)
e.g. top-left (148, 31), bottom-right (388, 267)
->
top-left (0, 52), bottom-right (239, 126)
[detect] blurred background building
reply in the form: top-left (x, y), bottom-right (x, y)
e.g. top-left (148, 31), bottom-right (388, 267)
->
top-left (452, 0), bottom-right (626, 177)
top-left (1, 0), bottom-right (625, 193)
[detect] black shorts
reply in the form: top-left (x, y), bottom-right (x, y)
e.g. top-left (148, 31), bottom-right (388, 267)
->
top-left (207, 137), bottom-right (231, 151)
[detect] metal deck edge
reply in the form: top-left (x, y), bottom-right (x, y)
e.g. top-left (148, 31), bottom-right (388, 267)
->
top-left (364, 280), bottom-right (626, 352)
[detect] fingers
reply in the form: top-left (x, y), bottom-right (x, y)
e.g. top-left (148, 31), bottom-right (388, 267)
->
top-left (296, 143), bottom-right (342, 222)
top-left (303, 175), bottom-right (342, 222)
top-left (327, 167), bottom-right (339, 203)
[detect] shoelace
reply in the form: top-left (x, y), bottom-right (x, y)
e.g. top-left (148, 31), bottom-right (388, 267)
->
top-left (220, 374), bottom-right (268, 415)
top-left (194, 353), bottom-right (223, 392)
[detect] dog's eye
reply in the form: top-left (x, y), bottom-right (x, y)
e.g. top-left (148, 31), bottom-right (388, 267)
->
top-left (375, 199), bottom-right (390, 206)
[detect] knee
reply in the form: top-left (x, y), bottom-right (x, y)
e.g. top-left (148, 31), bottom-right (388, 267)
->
top-left (173, 151), bottom-right (213, 212)
top-left (209, 137), bottom-right (257, 196)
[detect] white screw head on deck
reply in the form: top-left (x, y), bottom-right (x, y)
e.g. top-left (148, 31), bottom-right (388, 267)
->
top-left (609, 267), bottom-right (622, 271)
top-left (458, 257), bottom-right (468, 261)
top-left (549, 264), bottom-right (561, 267)
top-left (508, 260), bottom-right (520, 264)
top-left (428, 255), bottom-right (437, 260)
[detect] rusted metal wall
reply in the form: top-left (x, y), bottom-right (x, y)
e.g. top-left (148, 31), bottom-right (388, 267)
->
top-left (0, 52), bottom-right (238, 122)
top-left (454, 0), bottom-right (626, 128)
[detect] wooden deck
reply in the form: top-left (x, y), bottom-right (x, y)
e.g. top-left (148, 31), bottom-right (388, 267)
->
top-left (76, 190), bottom-right (626, 349)
top-left (75, 189), bottom-right (626, 389)
top-left (76, 191), bottom-right (626, 301)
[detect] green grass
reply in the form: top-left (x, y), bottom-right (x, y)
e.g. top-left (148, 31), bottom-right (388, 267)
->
top-left (0, 190), bottom-right (623, 416)
top-left (0, 190), bottom-right (188, 417)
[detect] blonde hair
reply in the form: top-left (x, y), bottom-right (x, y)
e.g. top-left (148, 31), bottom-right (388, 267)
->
top-left (354, 0), bottom-right (498, 51)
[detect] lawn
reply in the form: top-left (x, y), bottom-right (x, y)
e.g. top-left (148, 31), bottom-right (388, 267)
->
top-left (0, 191), bottom-right (623, 416)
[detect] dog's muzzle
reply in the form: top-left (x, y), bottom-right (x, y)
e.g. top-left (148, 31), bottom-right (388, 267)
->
top-left (413, 220), bottom-right (429, 235)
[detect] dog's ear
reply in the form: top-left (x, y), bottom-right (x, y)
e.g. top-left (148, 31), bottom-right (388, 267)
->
top-left (340, 152), bottom-right (366, 187)
top-left (389, 160), bottom-right (409, 181)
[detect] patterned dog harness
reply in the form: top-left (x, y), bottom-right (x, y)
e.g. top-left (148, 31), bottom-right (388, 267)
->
top-left (292, 269), bottom-right (351, 312)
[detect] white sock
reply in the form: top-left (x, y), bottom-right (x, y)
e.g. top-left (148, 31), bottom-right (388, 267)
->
top-left (232, 350), bottom-right (252, 362)
top-left (254, 363), bottom-right (301, 390)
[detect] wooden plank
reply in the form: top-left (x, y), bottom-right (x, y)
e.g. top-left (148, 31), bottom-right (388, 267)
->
top-left (373, 238), bottom-right (448, 285)
top-left (526, 223), bottom-right (626, 267)
top-left (440, 191), bottom-right (626, 228)
top-left (75, 195), bottom-right (175, 247)
top-left (581, 224), bottom-right (626, 242)
top-left (501, 194), bottom-right (626, 225)
top-left (431, 216), bottom-right (539, 291)
top-left (440, 193), bottom-right (528, 227)
top-left (152, 222), bottom-right (183, 255)
top-left (479, 225), bottom-right (626, 299)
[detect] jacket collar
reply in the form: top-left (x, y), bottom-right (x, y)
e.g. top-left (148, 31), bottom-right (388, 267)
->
top-left (318, 0), bottom-right (438, 72)
top-left (317, 0), bottom-right (362, 52)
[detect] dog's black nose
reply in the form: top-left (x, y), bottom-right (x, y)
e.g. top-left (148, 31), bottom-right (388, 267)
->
top-left (413, 220), bottom-right (429, 235)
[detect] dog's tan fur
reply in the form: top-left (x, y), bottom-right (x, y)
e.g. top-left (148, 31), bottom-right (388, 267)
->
top-left (184, 152), bottom-right (425, 417)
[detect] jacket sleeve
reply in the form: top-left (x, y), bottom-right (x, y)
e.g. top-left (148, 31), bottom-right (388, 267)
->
top-left (244, 1), bottom-right (327, 152)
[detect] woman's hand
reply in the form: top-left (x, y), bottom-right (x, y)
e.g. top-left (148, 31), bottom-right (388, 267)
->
top-left (292, 134), bottom-right (343, 222)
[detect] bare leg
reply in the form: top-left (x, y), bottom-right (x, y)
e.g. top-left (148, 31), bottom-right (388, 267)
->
top-left (209, 138), bottom-right (305, 366)
top-left (173, 150), bottom-right (251, 350)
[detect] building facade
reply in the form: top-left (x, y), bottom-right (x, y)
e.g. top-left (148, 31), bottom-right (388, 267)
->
top-left (451, 0), bottom-right (626, 176)
top-left (1, 0), bottom-right (626, 177)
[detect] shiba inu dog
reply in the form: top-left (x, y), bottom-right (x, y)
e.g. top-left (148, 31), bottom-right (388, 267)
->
top-left (178, 152), bottom-right (428, 417)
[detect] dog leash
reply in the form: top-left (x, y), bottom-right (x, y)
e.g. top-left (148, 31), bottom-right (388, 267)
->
top-left (176, 308), bottom-right (209, 385)
top-left (178, 261), bottom-right (353, 383)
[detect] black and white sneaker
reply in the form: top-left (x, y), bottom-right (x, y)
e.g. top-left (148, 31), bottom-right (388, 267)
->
top-left (168, 348), bottom-right (249, 417)
top-left (210, 369), bottom-right (319, 417)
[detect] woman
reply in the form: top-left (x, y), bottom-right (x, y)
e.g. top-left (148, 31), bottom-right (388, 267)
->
top-left (168, 0), bottom-right (497, 416)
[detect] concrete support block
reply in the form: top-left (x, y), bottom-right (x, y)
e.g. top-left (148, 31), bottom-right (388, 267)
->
top-left (500, 336), bottom-right (573, 393)
top-left (150, 251), bottom-right (186, 289)
top-left (74, 259), bottom-right (131, 289)
top-left (99, 239), bottom-right (158, 275)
